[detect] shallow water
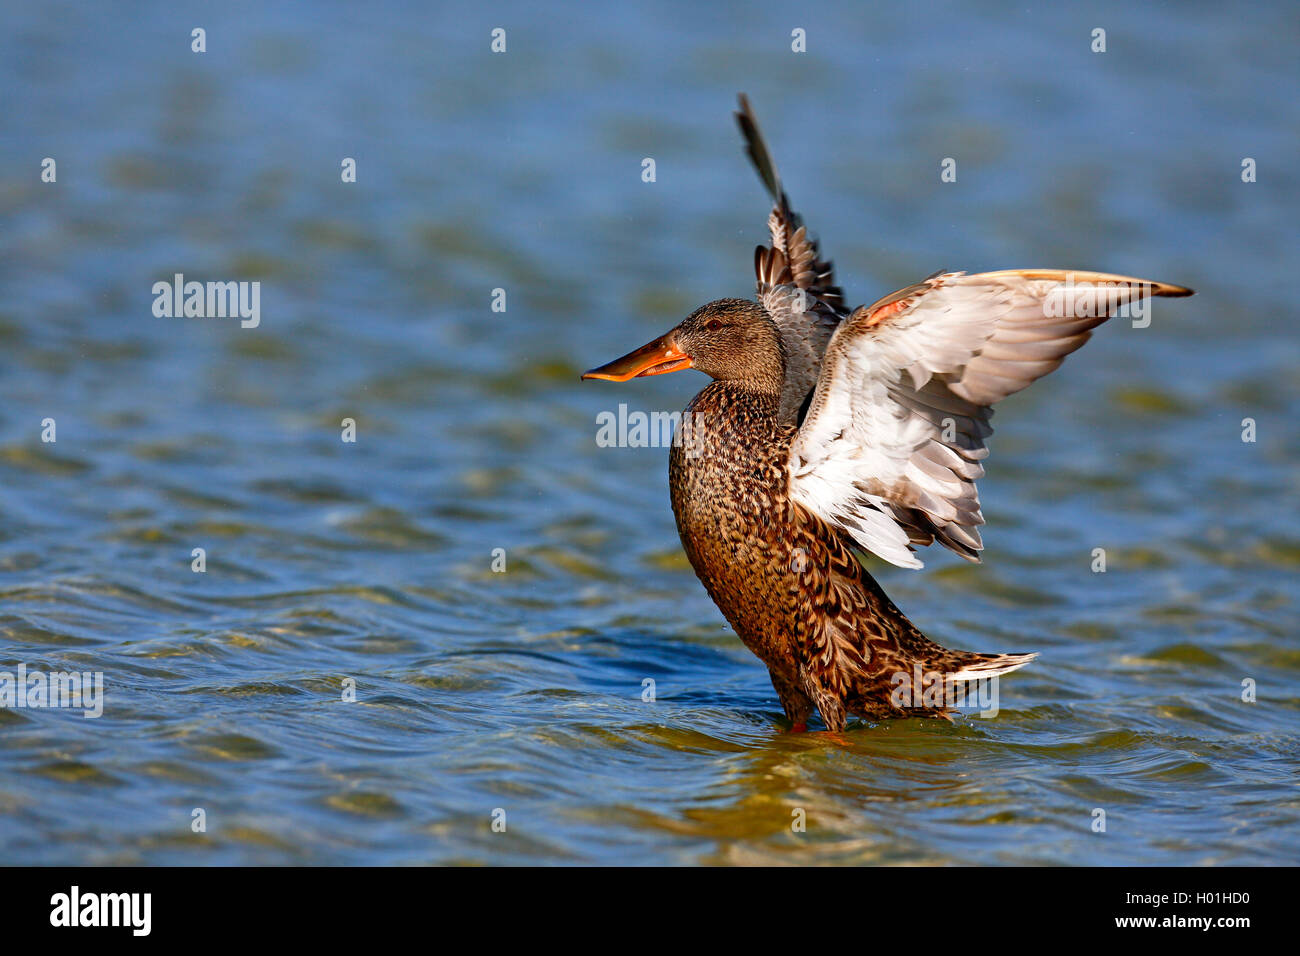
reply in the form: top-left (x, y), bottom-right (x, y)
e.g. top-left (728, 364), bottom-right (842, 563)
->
top-left (1, 1), bottom-right (1297, 865)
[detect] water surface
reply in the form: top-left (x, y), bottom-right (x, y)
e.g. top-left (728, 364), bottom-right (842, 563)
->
top-left (0, 1), bottom-right (1297, 864)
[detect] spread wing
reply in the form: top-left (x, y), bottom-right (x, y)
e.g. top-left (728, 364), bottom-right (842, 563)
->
top-left (787, 269), bottom-right (1194, 568)
top-left (735, 94), bottom-right (847, 423)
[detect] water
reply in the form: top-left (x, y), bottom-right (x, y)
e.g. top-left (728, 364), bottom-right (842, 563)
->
top-left (1, 1), bottom-right (1297, 865)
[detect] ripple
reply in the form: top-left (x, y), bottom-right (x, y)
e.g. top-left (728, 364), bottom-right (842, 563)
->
top-left (0, 0), bottom-right (1295, 867)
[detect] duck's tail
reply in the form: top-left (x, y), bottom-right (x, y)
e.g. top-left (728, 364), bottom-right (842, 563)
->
top-left (940, 650), bottom-right (1038, 683)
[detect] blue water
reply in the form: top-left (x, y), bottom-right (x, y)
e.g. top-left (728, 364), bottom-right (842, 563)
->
top-left (0, 0), bottom-right (1297, 864)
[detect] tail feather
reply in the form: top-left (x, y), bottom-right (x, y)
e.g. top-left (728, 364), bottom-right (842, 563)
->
top-left (942, 651), bottom-right (1038, 683)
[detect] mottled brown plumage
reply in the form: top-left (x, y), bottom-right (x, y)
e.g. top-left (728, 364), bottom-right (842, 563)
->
top-left (663, 314), bottom-right (1025, 728)
top-left (581, 96), bottom-right (1194, 731)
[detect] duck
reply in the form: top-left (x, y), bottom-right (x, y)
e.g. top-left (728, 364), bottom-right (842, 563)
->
top-left (582, 94), bottom-right (1193, 731)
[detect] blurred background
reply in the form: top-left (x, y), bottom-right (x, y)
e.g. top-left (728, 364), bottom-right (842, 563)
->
top-left (0, 0), bottom-right (1296, 864)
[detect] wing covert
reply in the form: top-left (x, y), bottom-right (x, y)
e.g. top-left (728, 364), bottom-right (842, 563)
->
top-left (787, 269), bottom-right (1193, 567)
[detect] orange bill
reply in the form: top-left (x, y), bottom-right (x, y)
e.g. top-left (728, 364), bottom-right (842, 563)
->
top-left (581, 333), bottom-right (692, 382)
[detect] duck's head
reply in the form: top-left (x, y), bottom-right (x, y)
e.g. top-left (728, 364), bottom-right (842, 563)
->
top-left (581, 298), bottom-right (784, 386)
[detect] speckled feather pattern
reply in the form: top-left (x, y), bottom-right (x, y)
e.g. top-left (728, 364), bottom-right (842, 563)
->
top-left (589, 96), bottom-right (1193, 731)
top-left (668, 379), bottom-right (1024, 730)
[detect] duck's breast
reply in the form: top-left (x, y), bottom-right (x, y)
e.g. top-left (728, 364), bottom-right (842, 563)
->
top-left (668, 385), bottom-right (802, 671)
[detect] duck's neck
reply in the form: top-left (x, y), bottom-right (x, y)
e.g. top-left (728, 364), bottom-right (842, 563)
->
top-left (684, 378), bottom-right (782, 447)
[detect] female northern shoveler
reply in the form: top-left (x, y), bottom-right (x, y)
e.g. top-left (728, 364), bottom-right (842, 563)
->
top-left (583, 95), bottom-right (1193, 731)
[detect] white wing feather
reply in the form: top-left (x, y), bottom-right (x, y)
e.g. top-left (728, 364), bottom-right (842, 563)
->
top-left (788, 269), bottom-right (1192, 568)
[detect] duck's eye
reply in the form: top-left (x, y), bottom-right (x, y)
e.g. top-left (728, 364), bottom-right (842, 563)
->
top-left (704, 319), bottom-right (723, 331)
